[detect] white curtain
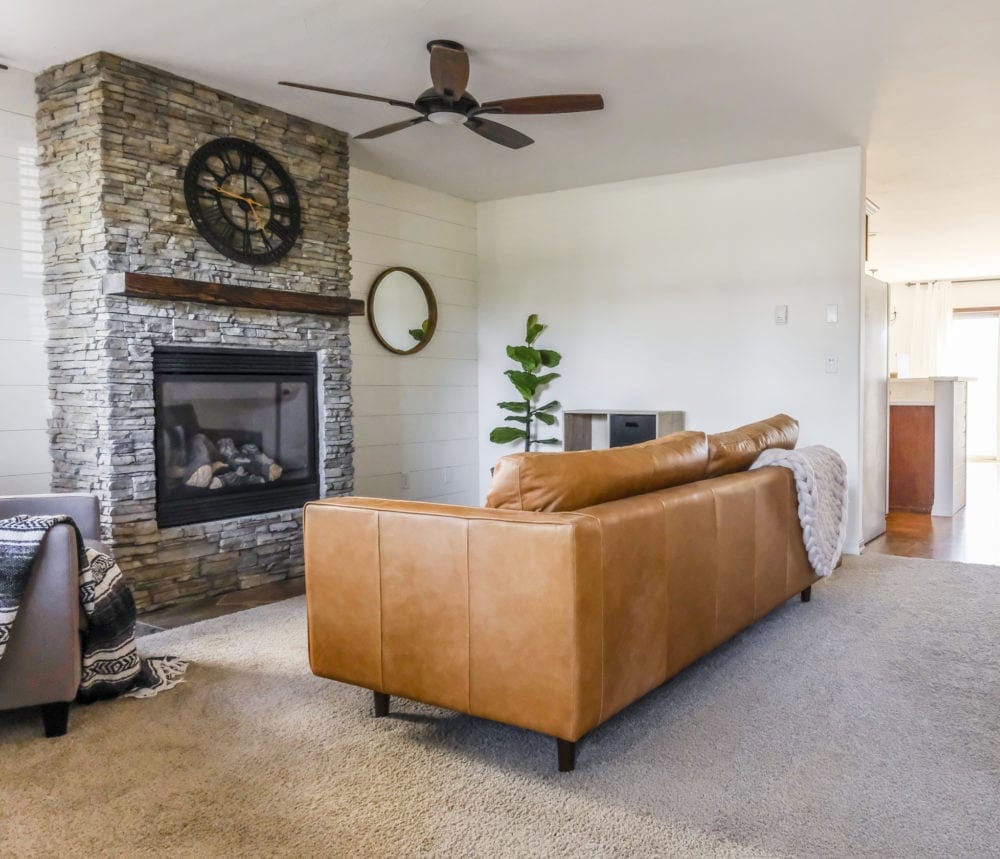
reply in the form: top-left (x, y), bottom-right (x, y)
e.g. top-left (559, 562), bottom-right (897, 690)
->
top-left (908, 281), bottom-right (954, 377)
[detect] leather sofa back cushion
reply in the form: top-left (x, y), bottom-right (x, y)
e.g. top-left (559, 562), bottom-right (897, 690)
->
top-left (485, 431), bottom-right (709, 513)
top-left (706, 414), bottom-right (799, 477)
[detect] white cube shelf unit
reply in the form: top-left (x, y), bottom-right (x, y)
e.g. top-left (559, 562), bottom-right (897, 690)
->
top-left (563, 410), bottom-right (685, 451)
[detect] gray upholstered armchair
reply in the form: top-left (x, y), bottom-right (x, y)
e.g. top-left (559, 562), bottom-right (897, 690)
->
top-left (0, 494), bottom-right (102, 737)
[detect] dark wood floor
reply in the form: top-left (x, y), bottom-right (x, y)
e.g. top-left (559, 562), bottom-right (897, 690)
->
top-left (139, 577), bottom-right (305, 632)
top-left (866, 461), bottom-right (1000, 565)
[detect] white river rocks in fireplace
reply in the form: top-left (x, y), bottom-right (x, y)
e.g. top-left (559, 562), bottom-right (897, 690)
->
top-left (168, 431), bottom-right (284, 491)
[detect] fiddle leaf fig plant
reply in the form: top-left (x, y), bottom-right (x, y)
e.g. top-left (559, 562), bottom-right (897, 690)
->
top-left (490, 314), bottom-right (562, 451)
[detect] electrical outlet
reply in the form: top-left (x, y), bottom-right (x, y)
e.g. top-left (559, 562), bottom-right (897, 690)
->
top-left (443, 468), bottom-right (452, 486)
top-left (825, 355), bottom-right (839, 374)
top-left (400, 472), bottom-right (410, 490)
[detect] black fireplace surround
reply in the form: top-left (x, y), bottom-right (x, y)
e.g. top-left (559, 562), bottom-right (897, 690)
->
top-left (153, 347), bottom-right (320, 527)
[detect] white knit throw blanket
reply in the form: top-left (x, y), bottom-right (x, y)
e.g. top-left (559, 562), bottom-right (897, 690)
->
top-left (750, 445), bottom-right (848, 577)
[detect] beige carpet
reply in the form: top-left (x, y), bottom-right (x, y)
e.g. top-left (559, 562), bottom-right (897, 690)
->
top-left (1, 553), bottom-right (998, 857)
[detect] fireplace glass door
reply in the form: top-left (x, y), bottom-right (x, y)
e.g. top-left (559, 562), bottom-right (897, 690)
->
top-left (154, 348), bottom-right (319, 527)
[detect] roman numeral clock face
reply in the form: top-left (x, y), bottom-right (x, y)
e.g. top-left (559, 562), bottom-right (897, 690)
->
top-left (184, 137), bottom-right (301, 265)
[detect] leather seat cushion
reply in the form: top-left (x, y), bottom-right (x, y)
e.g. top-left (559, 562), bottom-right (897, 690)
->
top-left (706, 414), bottom-right (799, 477)
top-left (485, 431), bottom-right (709, 512)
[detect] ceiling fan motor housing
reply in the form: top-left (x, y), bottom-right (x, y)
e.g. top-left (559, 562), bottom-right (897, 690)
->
top-left (415, 87), bottom-right (480, 121)
top-left (426, 39), bottom-right (465, 53)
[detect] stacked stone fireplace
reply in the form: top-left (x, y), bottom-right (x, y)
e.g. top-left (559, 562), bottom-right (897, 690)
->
top-left (36, 53), bottom-right (353, 611)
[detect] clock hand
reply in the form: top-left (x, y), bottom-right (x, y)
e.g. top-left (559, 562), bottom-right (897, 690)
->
top-left (242, 196), bottom-right (270, 231)
top-left (212, 185), bottom-right (259, 206)
top-left (212, 185), bottom-right (267, 231)
top-left (247, 203), bottom-right (265, 232)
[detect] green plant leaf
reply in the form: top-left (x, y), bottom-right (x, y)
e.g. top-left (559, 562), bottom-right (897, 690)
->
top-left (504, 415), bottom-right (530, 424)
top-left (534, 437), bottom-right (560, 445)
top-left (537, 349), bottom-right (561, 368)
top-left (507, 345), bottom-right (541, 371)
top-left (497, 401), bottom-right (529, 413)
top-left (533, 372), bottom-right (560, 387)
top-left (505, 370), bottom-right (539, 399)
top-left (535, 411), bottom-right (557, 425)
top-left (490, 426), bottom-right (528, 444)
top-left (535, 399), bottom-right (560, 412)
top-left (525, 313), bottom-right (545, 345)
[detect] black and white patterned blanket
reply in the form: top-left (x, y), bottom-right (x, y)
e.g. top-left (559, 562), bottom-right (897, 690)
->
top-left (0, 515), bottom-right (187, 701)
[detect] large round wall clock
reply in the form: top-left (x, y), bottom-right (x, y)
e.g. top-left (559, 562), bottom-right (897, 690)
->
top-left (184, 137), bottom-right (301, 265)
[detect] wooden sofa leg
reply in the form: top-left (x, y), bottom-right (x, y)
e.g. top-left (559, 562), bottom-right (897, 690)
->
top-left (557, 739), bottom-right (576, 772)
top-left (373, 691), bottom-right (390, 717)
top-left (41, 702), bottom-right (69, 738)
top-left (801, 586), bottom-right (812, 603)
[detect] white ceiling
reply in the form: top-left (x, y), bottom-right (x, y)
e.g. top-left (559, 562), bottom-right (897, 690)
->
top-left (5, 0), bottom-right (1000, 281)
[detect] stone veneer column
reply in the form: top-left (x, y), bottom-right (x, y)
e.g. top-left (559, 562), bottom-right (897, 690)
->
top-left (35, 53), bottom-right (354, 610)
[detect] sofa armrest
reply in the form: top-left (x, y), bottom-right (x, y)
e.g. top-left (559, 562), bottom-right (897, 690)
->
top-left (0, 523), bottom-right (82, 711)
top-left (304, 498), bottom-right (604, 742)
top-left (0, 493), bottom-right (101, 541)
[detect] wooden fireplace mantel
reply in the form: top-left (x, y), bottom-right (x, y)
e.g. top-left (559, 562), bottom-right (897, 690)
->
top-left (104, 272), bottom-right (365, 318)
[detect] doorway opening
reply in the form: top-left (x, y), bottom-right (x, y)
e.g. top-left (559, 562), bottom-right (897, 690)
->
top-left (871, 290), bottom-right (1000, 564)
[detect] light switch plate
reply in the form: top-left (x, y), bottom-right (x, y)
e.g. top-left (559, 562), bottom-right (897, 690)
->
top-left (774, 304), bottom-right (788, 325)
top-left (826, 304), bottom-right (839, 323)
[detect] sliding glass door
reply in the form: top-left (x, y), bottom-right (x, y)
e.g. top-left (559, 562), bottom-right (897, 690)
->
top-left (952, 313), bottom-right (999, 459)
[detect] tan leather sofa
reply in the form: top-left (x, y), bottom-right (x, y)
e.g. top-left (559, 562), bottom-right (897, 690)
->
top-left (304, 415), bottom-right (817, 772)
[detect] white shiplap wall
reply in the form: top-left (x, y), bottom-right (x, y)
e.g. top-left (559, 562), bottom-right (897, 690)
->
top-left (349, 167), bottom-right (479, 506)
top-left (0, 67), bottom-right (49, 495)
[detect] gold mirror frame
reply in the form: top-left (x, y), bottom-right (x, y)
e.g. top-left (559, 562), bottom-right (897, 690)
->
top-left (366, 267), bottom-right (438, 356)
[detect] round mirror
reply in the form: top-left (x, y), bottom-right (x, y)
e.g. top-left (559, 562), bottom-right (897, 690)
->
top-left (367, 267), bottom-right (438, 355)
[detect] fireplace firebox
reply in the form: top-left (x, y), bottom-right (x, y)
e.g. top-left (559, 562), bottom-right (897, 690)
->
top-left (153, 347), bottom-right (320, 527)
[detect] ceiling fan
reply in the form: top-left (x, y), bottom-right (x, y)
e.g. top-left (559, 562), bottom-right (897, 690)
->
top-left (279, 39), bottom-right (604, 150)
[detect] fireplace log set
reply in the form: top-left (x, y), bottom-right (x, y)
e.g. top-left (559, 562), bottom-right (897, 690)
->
top-left (171, 431), bottom-right (284, 490)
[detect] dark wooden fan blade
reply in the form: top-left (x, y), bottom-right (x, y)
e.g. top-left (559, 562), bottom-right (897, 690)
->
top-left (477, 94), bottom-right (604, 115)
top-left (354, 117), bottom-right (428, 140)
top-left (278, 81), bottom-right (420, 112)
top-left (464, 117), bottom-right (533, 149)
top-left (430, 46), bottom-right (470, 99)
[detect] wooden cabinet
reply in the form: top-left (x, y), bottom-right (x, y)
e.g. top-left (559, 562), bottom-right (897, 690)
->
top-left (888, 378), bottom-right (969, 516)
top-left (889, 406), bottom-right (935, 513)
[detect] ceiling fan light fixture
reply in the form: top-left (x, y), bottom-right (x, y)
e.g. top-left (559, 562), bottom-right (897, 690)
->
top-left (426, 110), bottom-right (467, 126)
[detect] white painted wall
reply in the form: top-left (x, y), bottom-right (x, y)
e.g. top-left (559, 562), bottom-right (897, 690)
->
top-left (477, 147), bottom-right (866, 550)
top-left (0, 67), bottom-right (49, 495)
top-left (349, 167), bottom-right (479, 506)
